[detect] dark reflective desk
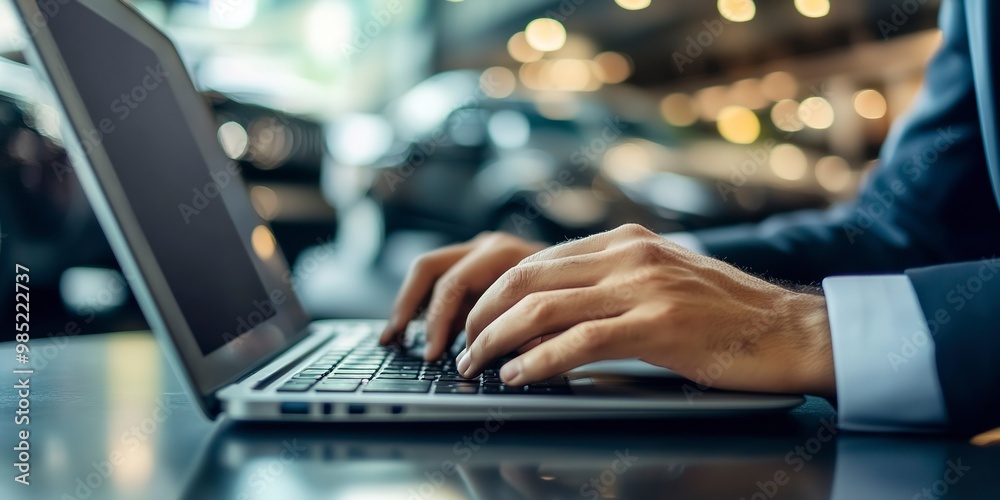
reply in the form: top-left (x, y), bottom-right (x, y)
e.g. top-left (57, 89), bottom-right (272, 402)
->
top-left (2, 332), bottom-right (999, 499)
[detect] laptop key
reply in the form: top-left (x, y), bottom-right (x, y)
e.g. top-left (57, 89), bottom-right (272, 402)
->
top-left (481, 384), bottom-right (526, 394)
top-left (525, 386), bottom-right (572, 395)
top-left (363, 381), bottom-right (432, 393)
top-left (315, 381), bottom-right (361, 392)
top-left (326, 374), bottom-right (368, 380)
top-left (277, 381), bottom-right (313, 392)
top-left (436, 384), bottom-right (480, 394)
top-left (377, 373), bottom-right (418, 379)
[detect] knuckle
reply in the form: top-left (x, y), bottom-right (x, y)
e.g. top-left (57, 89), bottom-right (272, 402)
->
top-left (617, 223), bottom-right (653, 238)
top-left (573, 322), bottom-right (608, 351)
top-left (411, 254), bottom-right (434, 274)
top-left (629, 239), bottom-right (672, 265)
top-left (500, 265), bottom-right (536, 298)
top-left (521, 292), bottom-right (553, 320)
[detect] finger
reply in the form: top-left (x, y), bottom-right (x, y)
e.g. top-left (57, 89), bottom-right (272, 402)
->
top-left (423, 244), bottom-right (513, 359)
top-left (465, 252), bottom-right (613, 342)
top-left (518, 223), bottom-right (653, 265)
top-left (380, 243), bottom-right (473, 344)
top-left (498, 314), bottom-right (639, 386)
top-left (460, 286), bottom-right (631, 377)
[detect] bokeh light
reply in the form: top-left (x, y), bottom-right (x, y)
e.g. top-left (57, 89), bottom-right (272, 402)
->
top-left (507, 32), bottom-right (542, 63)
top-left (525, 18), bottom-right (567, 52)
top-left (593, 52), bottom-right (632, 84)
top-left (718, 0), bottom-right (756, 22)
top-left (615, 0), bottom-right (652, 10)
top-left (853, 89), bottom-right (888, 119)
top-left (815, 155), bottom-right (853, 192)
top-left (771, 99), bottom-right (804, 132)
top-left (769, 143), bottom-right (809, 180)
top-left (716, 106), bottom-right (761, 144)
top-left (660, 93), bottom-right (700, 127)
top-left (798, 96), bottom-right (835, 129)
top-left (480, 66), bottom-right (517, 98)
top-left (795, 0), bottom-right (831, 18)
top-left (761, 71), bottom-right (799, 101)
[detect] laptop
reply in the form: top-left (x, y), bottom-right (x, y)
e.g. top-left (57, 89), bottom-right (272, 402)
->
top-left (13, 0), bottom-right (803, 421)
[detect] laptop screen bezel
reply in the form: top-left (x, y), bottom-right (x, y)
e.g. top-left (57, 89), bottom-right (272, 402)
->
top-left (13, 0), bottom-right (313, 418)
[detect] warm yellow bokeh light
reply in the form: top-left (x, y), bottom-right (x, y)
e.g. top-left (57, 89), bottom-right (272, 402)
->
top-left (550, 59), bottom-right (592, 91)
top-left (718, 0), bottom-right (756, 22)
top-left (729, 78), bottom-right (768, 109)
top-left (249, 185), bottom-right (279, 220)
top-left (593, 52), bottom-right (632, 84)
top-left (716, 106), bottom-right (761, 144)
top-left (769, 143), bottom-right (808, 180)
top-left (815, 155), bottom-right (853, 192)
top-left (772, 99), bottom-right (804, 132)
top-left (615, 0), bottom-right (651, 10)
top-left (853, 89), bottom-right (888, 120)
top-left (507, 31), bottom-right (542, 63)
top-left (795, 0), bottom-right (830, 18)
top-left (251, 225), bottom-right (276, 260)
top-left (525, 18), bottom-right (567, 52)
top-left (660, 93), bottom-right (700, 127)
top-left (481, 66), bottom-right (517, 98)
top-left (603, 143), bottom-right (654, 183)
top-left (518, 61), bottom-right (550, 90)
top-left (696, 85), bottom-right (731, 121)
top-left (798, 96), bottom-right (835, 129)
top-left (761, 71), bottom-right (799, 101)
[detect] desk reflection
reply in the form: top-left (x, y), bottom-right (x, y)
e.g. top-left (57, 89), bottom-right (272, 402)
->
top-left (1, 333), bottom-right (998, 500)
top-left (182, 421), bottom-right (999, 500)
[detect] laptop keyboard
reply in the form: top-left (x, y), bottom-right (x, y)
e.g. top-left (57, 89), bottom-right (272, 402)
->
top-left (276, 336), bottom-right (572, 396)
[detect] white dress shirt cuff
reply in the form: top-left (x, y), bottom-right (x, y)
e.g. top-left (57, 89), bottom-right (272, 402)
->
top-left (823, 275), bottom-right (949, 432)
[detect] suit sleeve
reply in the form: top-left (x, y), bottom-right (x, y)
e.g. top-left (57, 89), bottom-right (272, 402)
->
top-left (905, 259), bottom-right (1000, 435)
top-left (691, 0), bottom-right (1000, 285)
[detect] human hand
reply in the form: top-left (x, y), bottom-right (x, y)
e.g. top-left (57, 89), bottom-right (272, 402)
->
top-left (456, 224), bottom-right (836, 397)
top-left (379, 232), bottom-right (548, 360)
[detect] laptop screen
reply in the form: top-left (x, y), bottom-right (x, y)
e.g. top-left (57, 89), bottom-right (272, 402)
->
top-left (42, 1), bottom-right (276, 356)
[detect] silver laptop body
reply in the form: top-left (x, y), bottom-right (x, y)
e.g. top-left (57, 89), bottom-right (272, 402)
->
top-left (13, 0), bottom-right (803, 421)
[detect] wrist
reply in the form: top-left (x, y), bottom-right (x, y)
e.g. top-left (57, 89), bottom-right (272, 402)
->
top-left (781, 292), bottom-right (837, 398)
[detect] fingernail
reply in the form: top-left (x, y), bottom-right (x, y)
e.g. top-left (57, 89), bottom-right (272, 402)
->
top-left (456, 347), bottom-right (468, 360)
top-left (500, 359), bottom-right (521, 384)
top-left (457, 350), bottom-right (472, 376)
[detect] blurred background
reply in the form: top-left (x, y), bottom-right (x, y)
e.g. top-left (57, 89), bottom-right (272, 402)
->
top-left (0, 0), bottom-right (942, 341)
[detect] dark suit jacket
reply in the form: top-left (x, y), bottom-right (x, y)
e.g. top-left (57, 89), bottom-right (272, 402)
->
top-left (691, 0), bottom-right (1000, 435)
